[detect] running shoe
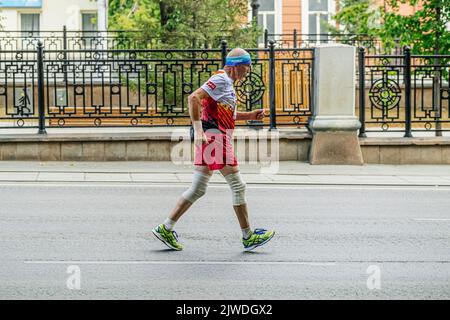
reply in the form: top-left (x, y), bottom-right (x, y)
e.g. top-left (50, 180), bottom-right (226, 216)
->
top-left (242, 228), bottom-right (275, 251)
top-left (152, 224), bottom-right (183, 251)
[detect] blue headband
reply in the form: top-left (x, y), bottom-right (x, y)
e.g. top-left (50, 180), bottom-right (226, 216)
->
top-left (225, 54), bottom-right (252, 66)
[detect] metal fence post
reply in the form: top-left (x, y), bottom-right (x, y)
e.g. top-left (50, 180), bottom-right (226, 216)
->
top-left (433, 49), bottom-right (442, 136)
top-left (63, 25), bottom-right (67, 48)
top-left (264, 29), bottom-right (269, 49)
top-left (63, 25), bottom-right (68, 84)
top-left (251, 0), bottom-right (260, 22)
top-left (358, 47), bottom-right (367, 138)
top-left (293, 29), bottom-right (298, 49)
top-left (404, 46), bottom-right (412, 138)
top-left (37, 41), bottom-right (46, 134)
top-left (221, 40), bottom-right (227, 68)
top-left (269, 40), bottom-right (277, 130)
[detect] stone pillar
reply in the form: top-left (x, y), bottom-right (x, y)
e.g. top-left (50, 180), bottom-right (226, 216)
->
top-left (309, 44), bottom-right (363, 165)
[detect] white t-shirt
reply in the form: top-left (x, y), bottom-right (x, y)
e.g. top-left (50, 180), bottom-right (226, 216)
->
top-left (200, 70), bottom-right (238, 119)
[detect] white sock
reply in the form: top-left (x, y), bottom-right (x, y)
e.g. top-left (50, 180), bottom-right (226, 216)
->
top-left (242, 227), bottom-right (252, 239)
top-left (163, 218), bottom-right (176, 231)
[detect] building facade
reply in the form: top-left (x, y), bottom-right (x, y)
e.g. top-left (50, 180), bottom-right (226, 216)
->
top-left (0, 0), bottom-right (430, 34)
top-left (251, 0), bottom-right (338, 37)
top-left (251, 0), bottom-right (431, 45)
top-left (0, 0), bottom-right (106, 32)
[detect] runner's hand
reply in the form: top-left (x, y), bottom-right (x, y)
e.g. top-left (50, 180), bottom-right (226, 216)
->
top-left (252, 109), bottom-right (265, 120)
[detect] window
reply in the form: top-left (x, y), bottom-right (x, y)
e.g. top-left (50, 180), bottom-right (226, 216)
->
top-left (303, 0), bottom-right (336, 43)
top-left (82, 13), bottom-right (97, 32)
top-left (256, 0), bottom-right (281, 46)
top-left (259, 0), bottom-right (275, 11)
top-left (21, 13), bottom-right (40, 35)
top-left (81, 13), bottom-right (98, 48)
top-left (309, 0), bottom-right (328, 11)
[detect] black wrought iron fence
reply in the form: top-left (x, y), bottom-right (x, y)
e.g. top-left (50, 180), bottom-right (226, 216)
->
top-left (264, 29), bottom-right (402, 55)
top-left (0, 50), bottom-right (39, 128)
top-left (358, 47), bottom-right (450, 136)
top-left (0, 29), bottom-right (151, 52)
top-left (0, 28), bottom-right (246, 53)
top-left (1, 27), bottom-right (401, 54)
top-left (0, 41), bottom-right (314, 131)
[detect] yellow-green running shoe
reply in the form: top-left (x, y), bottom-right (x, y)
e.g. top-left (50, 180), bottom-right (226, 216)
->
top-left (243, 228), bottom-right (275, 251)
top-left (152, 224), bottom-right (183, 251)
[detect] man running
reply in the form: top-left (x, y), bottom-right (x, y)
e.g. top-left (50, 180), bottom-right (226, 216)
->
top-left (152, 48), bottom-right (275, 251)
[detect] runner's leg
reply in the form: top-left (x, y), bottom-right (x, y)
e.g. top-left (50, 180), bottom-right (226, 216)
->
top-left (168, 165), bottom-right (213, 222)
top-left (220, 165), bottom-right (250, 233)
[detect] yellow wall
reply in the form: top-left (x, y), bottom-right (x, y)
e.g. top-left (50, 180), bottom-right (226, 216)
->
top-left (282, 0), bottom-right (301, 34)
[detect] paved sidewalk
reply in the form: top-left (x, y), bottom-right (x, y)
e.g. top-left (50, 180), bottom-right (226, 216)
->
top-left (0, 161), bottom-right (450, 186)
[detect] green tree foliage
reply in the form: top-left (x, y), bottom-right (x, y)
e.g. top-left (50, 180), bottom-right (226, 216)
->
top-left (109, 0), bottom-right (160, 32)
top-left (329, 0), bottom-right (383, 36)
top-left (108, 0), bottom-right (160, 46)
top-left (107, 1), bottom-right (261, 114)
top-left (108, 0), bottom-right (261, 49)
top-left (328, 0), bottom-right (385, 51)
top-left (382, 0), bottom-right (450, 55)
top-left (331, 0), bottom-right (450, 55)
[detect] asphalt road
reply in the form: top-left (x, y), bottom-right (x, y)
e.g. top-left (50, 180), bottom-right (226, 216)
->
top-left (0, 182), bottom-right (449, 299)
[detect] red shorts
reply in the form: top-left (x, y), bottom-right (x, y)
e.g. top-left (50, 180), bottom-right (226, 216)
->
top-left (194, 130), bottom-right (238, 171)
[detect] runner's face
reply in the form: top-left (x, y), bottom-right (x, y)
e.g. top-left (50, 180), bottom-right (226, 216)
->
top-left (235, 64), bottom-right (251, 80)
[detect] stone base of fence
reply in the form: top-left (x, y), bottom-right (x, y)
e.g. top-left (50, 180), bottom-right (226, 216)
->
top-left (1, 129), bottom-right (449, 164)
top-left (360, 137), bottom-right (450, 165)
top-left (310, 131), bottom-right (364, 165)
top-left (0, 128), bottom-right (312, 162)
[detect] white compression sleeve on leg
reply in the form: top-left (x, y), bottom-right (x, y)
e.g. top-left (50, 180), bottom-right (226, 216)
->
top-left (224, 172), bottom-right (247, 206)
top-left (181, 171), bottom-right (211, 203)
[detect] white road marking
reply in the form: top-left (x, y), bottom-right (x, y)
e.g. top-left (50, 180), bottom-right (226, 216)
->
top-left (413, 219), bottom-right (450, 222)
top-left (23, 260), bottom-right (336, 266)
top-left (1, 182), bottom-right (450, 191)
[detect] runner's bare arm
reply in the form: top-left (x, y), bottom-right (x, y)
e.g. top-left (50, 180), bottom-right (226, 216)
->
top-left (188, 88), bottom-right (210, 143)
top-left (236, 109), bottom-right (265, 121)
